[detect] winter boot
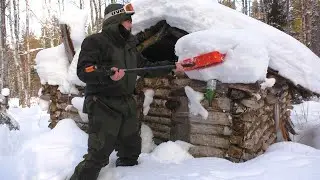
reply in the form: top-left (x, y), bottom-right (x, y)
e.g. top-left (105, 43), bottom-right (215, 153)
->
top-left (115, 158), bottom-right (138, 167)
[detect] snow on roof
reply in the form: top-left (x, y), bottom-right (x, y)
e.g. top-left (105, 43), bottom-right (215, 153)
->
top-left (131, 0), bottom-right (320, 94)
top-left (35, 7), bottom-right (88, 94)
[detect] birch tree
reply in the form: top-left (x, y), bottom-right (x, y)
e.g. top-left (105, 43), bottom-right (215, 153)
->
top-left (0, 0), bottom-right (7, 90)
top-left (8, 0), bottom-right (26, 104)
top-left (24, 0), bottom-right (31, 105)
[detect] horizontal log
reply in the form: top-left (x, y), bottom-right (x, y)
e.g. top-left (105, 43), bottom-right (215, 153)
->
top-left (190, 123), bottom-right (232, 136)
top-left (228, 83), bottom-right (260, 94)
top-left (143, 121), bottom-right (171, 133)
top-left (189, 145), bottom-right (225, 157)
top-left (190, 134), bottom-right (230, 149)
top-left (143, 78), bottom-right (171, 88)
top-left (153, 131), bottom-right (170, 140)
top-left (189, 112), bottom-right (232, 126)
top-left (142, 88), bottom-right (171, 99)
top-left (171, 78), bottom-right (206, 88)
top-left (142, 115), bottom-right (171, 125)
top-left (148, 107), bottom-right (172, 118)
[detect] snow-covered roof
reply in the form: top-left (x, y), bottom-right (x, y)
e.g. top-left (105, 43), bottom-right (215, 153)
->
top-left (131, 0), bottom-right (320, 94)
top-left (35, 0), bottom-right (320, 95)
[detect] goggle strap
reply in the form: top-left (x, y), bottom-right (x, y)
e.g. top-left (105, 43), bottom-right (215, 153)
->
top-left (104, 4), bottom-right (135, 21)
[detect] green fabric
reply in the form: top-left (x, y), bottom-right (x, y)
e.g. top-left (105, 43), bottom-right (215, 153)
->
top-left (70, 95), bottom-right (141, 180)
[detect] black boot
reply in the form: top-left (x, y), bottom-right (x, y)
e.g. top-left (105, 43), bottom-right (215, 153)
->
top-left (115, 158), bottom-right (138, 167)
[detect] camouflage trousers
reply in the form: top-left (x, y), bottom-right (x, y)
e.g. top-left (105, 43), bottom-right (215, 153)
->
top-left (70, 95), bottom-right (141, 180)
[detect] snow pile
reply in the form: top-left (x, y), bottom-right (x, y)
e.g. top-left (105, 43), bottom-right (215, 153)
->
top-left (35, 43), bottom-right (79, 94)
top-left (39, 99), bottom-right (50, 111)
top-left (260, 78), bottom-right (276, 89)
top-left (176, 29), bottom-right (269, 83)
top-left (150, 141), bottom-right (194, 164)
top-left (131, 0), bottom-right (320, 93)
top-left (71, 97), bottom-right (88, 123)
top-left (8, 98), bottom-right (20, 108)
top-left (141, 123), bottom-right (156, 153)
top-left (35, 7), bottom-right (88, 94)
top-left (143, 89), bottom-right (155, 116)
top-left (1, 105), bottom-right (320, 179)
top-left (290, 101), bottom-right (320, 149)
top-left (184, 86), bottom-right (208, 119)
top-left (58, 8), bottom-right (88, 51)
top-left (16, 119), bottom-right (87, 180)
top-left (1, 88), bottom-right (10, 96)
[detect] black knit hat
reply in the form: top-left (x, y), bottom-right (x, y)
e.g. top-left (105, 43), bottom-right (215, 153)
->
top-left (103, 3), bottom-right (133, 26)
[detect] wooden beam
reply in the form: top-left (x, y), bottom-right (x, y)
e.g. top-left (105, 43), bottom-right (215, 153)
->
top-left (60, 24), bottom-right (75, 63)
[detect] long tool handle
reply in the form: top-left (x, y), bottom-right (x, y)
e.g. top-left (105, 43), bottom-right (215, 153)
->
top-left (107, 62), bottom-right (195, 76)
top-left (124, 64), bottom-right (177, 73)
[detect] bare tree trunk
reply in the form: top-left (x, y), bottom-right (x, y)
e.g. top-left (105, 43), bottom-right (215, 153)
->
top-left (310, 0), bottom-right (320, 56)
top-left (0, 0), bottom-right (6, 90)
top-left (302, 0), bottom-right (312, 47)
top-left (25, 0), bottom-right (31, 106)
top-left (90, 0), bottom-right (95, 32)
top-left (80, 0), bottom-right (84, 9)
top-left (245, 0), bottom-right (248, 15)
top-left (260, 0), bottom-right (267, 22)
top-left (98, 0), bottom-right (102, 30)
top-left (12, 0), bottom-right (27, 106)
top-left (58, 0), bottom-right (61, 14)
top-left (92, 0), bottom-right (99, 32)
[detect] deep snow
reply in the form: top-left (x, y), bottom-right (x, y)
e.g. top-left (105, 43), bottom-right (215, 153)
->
top-left (0, 101), bottom-right (319, 180)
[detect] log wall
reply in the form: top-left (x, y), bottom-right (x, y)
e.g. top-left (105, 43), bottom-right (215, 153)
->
top-left (43, 71), bottom-right (293, 162)
top-left (40, 84), bottom-right (86, 130)
top-left (136, 73), bottom-right (293, 162)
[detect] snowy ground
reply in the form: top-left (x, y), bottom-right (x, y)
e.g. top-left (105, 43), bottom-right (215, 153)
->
top-left (0, 100), bottom-right (320, 180)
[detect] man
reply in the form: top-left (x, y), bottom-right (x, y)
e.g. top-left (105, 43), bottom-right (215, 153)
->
top-left (70, 3), bottom-right (184, 180)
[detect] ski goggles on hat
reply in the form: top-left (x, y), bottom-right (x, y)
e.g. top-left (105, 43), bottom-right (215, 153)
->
top-left (104, 3), bottom-right (135, 21)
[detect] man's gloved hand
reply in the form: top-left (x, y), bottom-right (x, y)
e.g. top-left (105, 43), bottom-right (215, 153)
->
top-left (110, 67), bottom-right (125, 81)
top-left (175, 62), bottom-right (185, 73)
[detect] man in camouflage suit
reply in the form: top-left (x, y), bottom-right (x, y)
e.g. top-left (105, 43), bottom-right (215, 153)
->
top-left (70, 3), bottom-right (184, 180)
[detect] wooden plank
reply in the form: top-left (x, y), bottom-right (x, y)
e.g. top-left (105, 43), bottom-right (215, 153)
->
top-left (190, 134), bottom-right (230, 149)
top-left (143, 121), bottom-right (171, 133)
top-left (148, 107), bottom-right (172, 118)
top-left (142, 115), bottom-right (172, 125)
top-left (189, 145), bottom-right (225, 157)
top-left (143, 78), bottom-right (171, 88)
top-left (60, 24), bottom-right (75, 63)
top-left (142, 88), bottom-right (171, 99)
top-left (190, 123), bottom-right (230, 136)
top-left (189, 112), bottom-right (232, 126)
top-left (153, 131), bottom-right (170, 140)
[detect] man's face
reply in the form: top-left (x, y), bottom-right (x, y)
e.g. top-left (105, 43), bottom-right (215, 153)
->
top-left (121, 20), bottom-right (133, 31)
